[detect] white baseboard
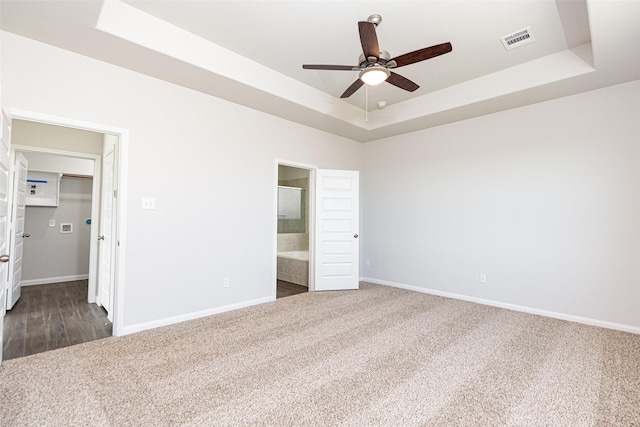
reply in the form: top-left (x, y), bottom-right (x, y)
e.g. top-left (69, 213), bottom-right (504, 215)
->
top-left (21, 274), bottom-right (89, 287)
top-left (360, 277), bottom-right (640, 335)
top-left (121, 296), bottom-right (275, 336)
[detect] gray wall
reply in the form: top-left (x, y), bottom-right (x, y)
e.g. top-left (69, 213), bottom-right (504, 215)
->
top-left (11, 121), bottom-right (99, 285)
top-left (22, 177), bottom-right (93, 283)
top-left (7, 30), bottom-right (636, 334)
top-left (2, 32), bottom-right (363, 331)
top-left (362, 80), bottom-right (640, 330)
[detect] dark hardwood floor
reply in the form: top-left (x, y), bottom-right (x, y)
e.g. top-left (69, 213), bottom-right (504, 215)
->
top-left (277, 280), bottom-right (308, 299)
top-left (2, 280), bottom-right (303, 360)
top-left (3, 280), bottom-right (112, 361)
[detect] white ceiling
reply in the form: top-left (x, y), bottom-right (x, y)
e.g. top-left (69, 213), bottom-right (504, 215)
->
top-left (1, 1), bottom-right (639, 142)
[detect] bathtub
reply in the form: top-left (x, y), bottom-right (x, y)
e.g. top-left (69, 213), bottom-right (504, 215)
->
top-left (277, 250), bottom-right (309, 262)
top-left (277, 250), bottom-right (309, 286)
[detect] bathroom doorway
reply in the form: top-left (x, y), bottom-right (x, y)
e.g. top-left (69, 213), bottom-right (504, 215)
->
top-left (276, 164), bottom-right (312, 298)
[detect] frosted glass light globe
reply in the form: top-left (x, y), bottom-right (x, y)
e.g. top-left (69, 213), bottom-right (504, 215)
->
top-left (360, 66), bottom-right (390, 85)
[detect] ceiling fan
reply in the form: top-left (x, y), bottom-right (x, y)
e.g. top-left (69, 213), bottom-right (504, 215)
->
top-left (302, 14), bottom-right (452, 98)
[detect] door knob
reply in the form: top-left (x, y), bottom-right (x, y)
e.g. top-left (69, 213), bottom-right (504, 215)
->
top-left (354, 234), bottom-right (359, 238)
top-left (0, 254), bottom-right (9, 263)
top-left (98, 235), bottom-right (105, 240)
top-left (22, 233), bottom-right (30, 238)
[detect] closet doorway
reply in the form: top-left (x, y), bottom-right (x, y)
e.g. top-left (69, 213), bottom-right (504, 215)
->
top-left (2, 119), bottom-right (119, 360)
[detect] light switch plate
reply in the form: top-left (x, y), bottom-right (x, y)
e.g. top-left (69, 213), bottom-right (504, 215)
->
top-left (142, 197), bottom-right (156, 210)
top-left (49, 219), bottom-right (56, 227)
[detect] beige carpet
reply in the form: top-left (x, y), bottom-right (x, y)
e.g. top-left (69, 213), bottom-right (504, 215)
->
top-left (1, 283), bottom-right (639, 426)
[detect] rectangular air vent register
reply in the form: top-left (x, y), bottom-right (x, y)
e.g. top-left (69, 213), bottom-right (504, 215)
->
top-left (500, 27), bottom-right (535, 51)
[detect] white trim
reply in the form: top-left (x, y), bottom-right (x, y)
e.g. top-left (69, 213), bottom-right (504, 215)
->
top-left (274, 159), bottom-right (317, 296)
top-left (7, 109), bottom-right (126, 137)
top-left (8, 108), bottom-right (128, 337)
top-left (361, 277), bottom-right (640, 335)
top-left (21, 275), bottom-right (89, 287)
top-left (122, 296), bottom-right (275, 336)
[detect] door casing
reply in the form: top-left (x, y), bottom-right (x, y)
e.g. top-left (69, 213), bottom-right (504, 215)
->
top-left (5, 108), bottom-right (128, 337)
top-left (0, 109), bottom-right (12, 364)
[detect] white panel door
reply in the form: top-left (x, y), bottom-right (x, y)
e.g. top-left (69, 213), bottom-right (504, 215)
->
top-left (6, 152), bottom-right (27, 310)
top-left (0, 110), bottom-right (12, 362)
top-left (315, 169), bottom-right (359, 291)
top-left (98, 149), bottom-right (116, 320)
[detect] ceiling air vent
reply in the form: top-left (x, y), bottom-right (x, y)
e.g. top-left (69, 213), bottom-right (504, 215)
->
top-left (500, 27), bottom-right (535, 51)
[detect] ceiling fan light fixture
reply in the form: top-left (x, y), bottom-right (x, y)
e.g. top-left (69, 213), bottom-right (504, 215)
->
top-left (302, 15), bottom-right (451, 99)
top-left (359, 66), bottom-right (390, 85)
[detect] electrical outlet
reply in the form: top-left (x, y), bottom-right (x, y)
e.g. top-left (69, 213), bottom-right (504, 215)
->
top-left (223, 277), bottom-right (230, 288)
top-left (479, 274), bottom-right (487, 284)
top-left (142, 197), bottom-right (156, 210)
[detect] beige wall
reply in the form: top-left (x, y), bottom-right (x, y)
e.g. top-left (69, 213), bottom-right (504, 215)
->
top-left (12, 119), bottom-right (103, 154)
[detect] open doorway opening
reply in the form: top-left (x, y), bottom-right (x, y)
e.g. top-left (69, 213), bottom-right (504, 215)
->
top-left (276, 164), bottom-right (311, 298)
top-left (2, 119), bottom-right (118, 360)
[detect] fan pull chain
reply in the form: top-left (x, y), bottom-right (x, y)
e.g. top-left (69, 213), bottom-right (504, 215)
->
top-left (365, 85), bottom-right (369, 122)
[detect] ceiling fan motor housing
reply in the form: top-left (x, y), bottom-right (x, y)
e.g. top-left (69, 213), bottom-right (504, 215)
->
top-left (358, 50), bottom-right (392, 68)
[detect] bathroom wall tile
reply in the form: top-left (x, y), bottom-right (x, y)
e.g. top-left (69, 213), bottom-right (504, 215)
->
top-left (276, 254), bottom-right (309, 286)
top-left (277, 233), bottom-right (310, 252)
top-left (294, 260), bottom-right (304, 276)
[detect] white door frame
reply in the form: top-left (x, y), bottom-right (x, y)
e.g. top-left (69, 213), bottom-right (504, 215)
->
top-left (11, 144), bottom-right (101, 301)
top-left (0, 109), bottom-right (12, 364)
top-left (274, 159), bottom-right (317, 296)
top-left (6, 109), bottom-right (128, 336)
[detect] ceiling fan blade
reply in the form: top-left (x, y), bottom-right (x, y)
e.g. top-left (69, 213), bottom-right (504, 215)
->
top-left (340, 79), bottom-right (365, 98)
top-left (390, 42), bottom-right (452, 68)
top-left (386, 72), bottom-right (420, 92)
top-left (303, 64), bottom-right (359, 71)
top-left (358, 21), bottom-right (380, 60)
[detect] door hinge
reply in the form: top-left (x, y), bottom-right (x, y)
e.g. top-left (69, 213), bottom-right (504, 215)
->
top-left (113, 189), bottom-right (118, 198)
